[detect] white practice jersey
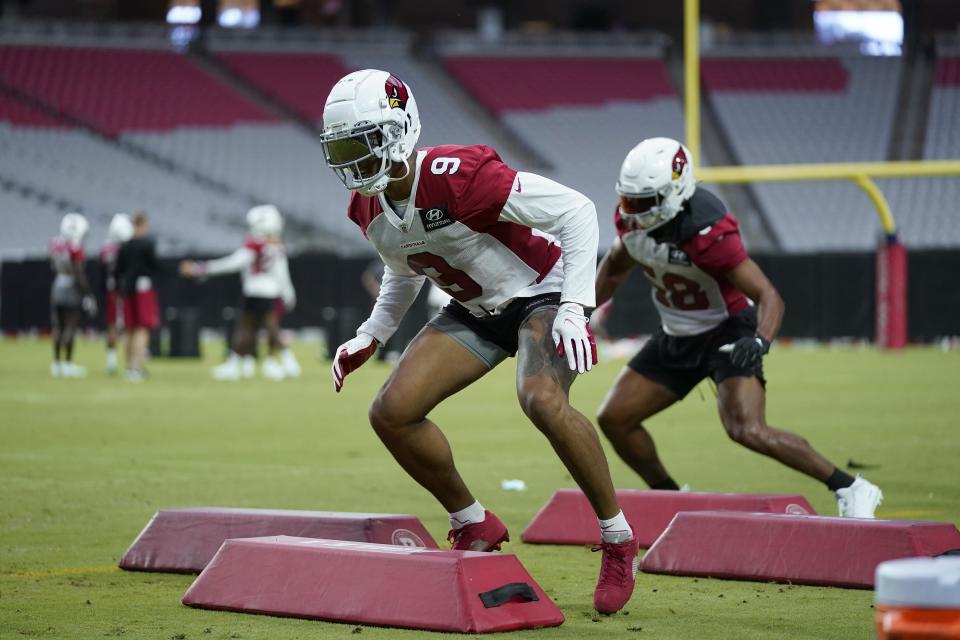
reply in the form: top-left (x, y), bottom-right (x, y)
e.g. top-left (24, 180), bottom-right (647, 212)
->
top-left (49, 236), bottom-right (84, 291)
top-left (202, 236), bottom-right (295, 305)
top-left (347, 145), bottom-right (598, 343)
top-left (616, 189), bottom-right (751, 336)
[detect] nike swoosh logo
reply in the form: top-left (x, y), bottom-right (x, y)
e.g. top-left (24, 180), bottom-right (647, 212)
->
top-left (514, 178), bottom-right (522, 193)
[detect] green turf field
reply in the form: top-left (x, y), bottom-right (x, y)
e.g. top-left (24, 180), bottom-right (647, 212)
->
top-left (2, 338), bottom-right (958, 639)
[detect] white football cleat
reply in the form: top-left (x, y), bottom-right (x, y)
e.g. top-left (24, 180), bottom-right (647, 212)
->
top-left (106, 349), bottom-right (118, 375)
top-left (211, 359), bottom-right (241, 381)
top-left (241, 355), bottom-right (256, 379)
top-left (261, 357), bottom-right (286, 380)
top-left (50, 362), bottom-right (62, 377)
top-left (60, 362), bottom-right (87, 378)
top-left (836, 475), bottom-right (883, 518)
top-left (281, 349), bottom-right (301, 378)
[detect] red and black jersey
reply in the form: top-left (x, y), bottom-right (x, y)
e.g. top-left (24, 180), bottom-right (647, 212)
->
top-left (617, 188), bottom-right (751, 336)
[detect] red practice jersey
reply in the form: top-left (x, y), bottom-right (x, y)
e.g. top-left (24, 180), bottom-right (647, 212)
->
top-left (617, 188), bottom-right (751, 336)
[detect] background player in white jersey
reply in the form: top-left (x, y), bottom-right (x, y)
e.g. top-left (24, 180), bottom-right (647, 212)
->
top-left (100, 213), bottom-right (133, 375)
top-left (180, 204), bottom-right (299, 380)
top-left (593, 137), bottom-right (883, 518)
top-left (48, 213), bottom-right (96, 377)
top-left (321, 69), bottom-right (637, 614)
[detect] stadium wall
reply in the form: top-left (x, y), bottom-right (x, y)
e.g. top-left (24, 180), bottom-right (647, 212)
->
top-left (2, 251), bottom-right (959, 342)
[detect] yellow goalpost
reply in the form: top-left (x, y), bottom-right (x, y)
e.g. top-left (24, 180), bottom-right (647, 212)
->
top-left (681, 0), bottom-right (960, 346)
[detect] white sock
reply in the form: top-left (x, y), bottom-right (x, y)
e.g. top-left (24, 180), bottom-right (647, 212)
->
top-left (281, 349), bottom-right (297, 363)
top-left (106, 349), bottom-right (117, 368)
top-left (599, 510), bottom-right (633, 544)
top-left (449, 501), bottom-right (486, 530)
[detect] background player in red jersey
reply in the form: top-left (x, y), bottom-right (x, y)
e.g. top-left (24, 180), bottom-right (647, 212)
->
top-left (593, 137), bottom-right (883, 518)
top-left (321, 69), bottom-right (637, 614)
top-left (48, 212), bottom-right (97, 378)
top-left (100, 213), bottom-right (133, 375)
top-left (180, 204), bottom-right (299, 381)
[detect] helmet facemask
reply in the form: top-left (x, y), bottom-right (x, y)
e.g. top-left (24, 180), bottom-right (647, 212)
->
top-left (322, 121), bottom-right (401, 195)
top-left (618, 181), bottom-right (681, 231)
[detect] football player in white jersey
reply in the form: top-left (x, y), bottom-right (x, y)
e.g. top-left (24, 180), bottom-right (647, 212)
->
top-left (49, 212), bottom-right (96, 377)
top-left (321, 69), bottom-right (637, 614)
top-left (594, 137), bottom-right (883, 518)
top-left (180, 205), bottom-right (299, 380)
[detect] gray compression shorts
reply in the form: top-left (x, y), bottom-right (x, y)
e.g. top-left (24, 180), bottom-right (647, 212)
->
top-left (426, 294), bottom-right (562, 369)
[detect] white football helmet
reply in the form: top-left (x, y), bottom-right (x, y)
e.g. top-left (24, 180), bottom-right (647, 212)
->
top-left (108, 213), bottom-right (134, 242)
top-left (616, 137), bottom-right (696, 231)
top-left (247, 204), bottom-right (283, 236)
top-left (320, 69), bottom-right (421, 195)
top-left (59, 212), bottom-right (89, 242)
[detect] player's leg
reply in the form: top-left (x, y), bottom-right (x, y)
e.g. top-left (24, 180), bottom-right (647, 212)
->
top-left (515, 307), bottom-right (619, 518)
top-left (272, 302), bottom-right (301, 377)
top-left (129, 327), bottom-right (149, 373)
top-left (717, 376), bottom-right (835, 478)
top-left (716, 375), bottom-right (882, 516)
top-left (62, 308), bottom-right (81, 362)
top-left (232, 310), bottom-right (256, 357)
top-left (367, 325), bottom-right (491, 514)
top-left (106, 324), bottom-right (118, 374)
top-left (263, 307), bottom-right (282, 356)
top-left (597, 368), bottom-right (680, 489)
top-left (515, 305), bottom-right (638, 614)
top-left (51, 305), bottom-right (64, 375)
top-left (260, 309), bottom-right (286, 380)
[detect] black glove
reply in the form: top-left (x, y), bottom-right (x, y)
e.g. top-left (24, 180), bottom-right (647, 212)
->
top-left (722, 335), bottom-right (770, 369)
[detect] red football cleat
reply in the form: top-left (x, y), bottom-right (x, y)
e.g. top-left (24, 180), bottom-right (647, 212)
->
top-left (592, 537), bottom-right (640, 614)
top-left (448, 510), bottom-right (510, 552)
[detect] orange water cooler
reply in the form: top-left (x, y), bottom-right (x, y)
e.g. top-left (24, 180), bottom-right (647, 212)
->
top-left (875, 557), bottom-right (960, 639)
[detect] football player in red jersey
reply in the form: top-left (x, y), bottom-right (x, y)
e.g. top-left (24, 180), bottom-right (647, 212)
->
top-left (321, 69), bottom-right (637, 614)
top-left (594, 137), bottom-right (883, 518)
top-left (49, 212), bottom-right (97, 377)
top-left (100, 213), bottom-right (134, 375)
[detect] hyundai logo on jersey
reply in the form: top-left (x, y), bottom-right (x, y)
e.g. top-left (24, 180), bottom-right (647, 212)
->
top-left (385, 74), bottom-right (409, 110)
top-left (420, 207), bottom-right (454, 231)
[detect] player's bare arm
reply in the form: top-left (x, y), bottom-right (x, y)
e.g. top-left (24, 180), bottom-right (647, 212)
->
top-left (595, 236), bottom-right (638, 307)
top-left (724, 258), bottom-right (784, 342)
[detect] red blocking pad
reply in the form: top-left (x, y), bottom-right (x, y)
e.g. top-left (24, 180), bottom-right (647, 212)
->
top-left (521, 489), bottom-right (817, 547)
top-left (641, 511), bottom-right (960, 589)
top-left (119, 508), bottom-right (438, 573)
top-left (182, 536), bottom-right (565, 633)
